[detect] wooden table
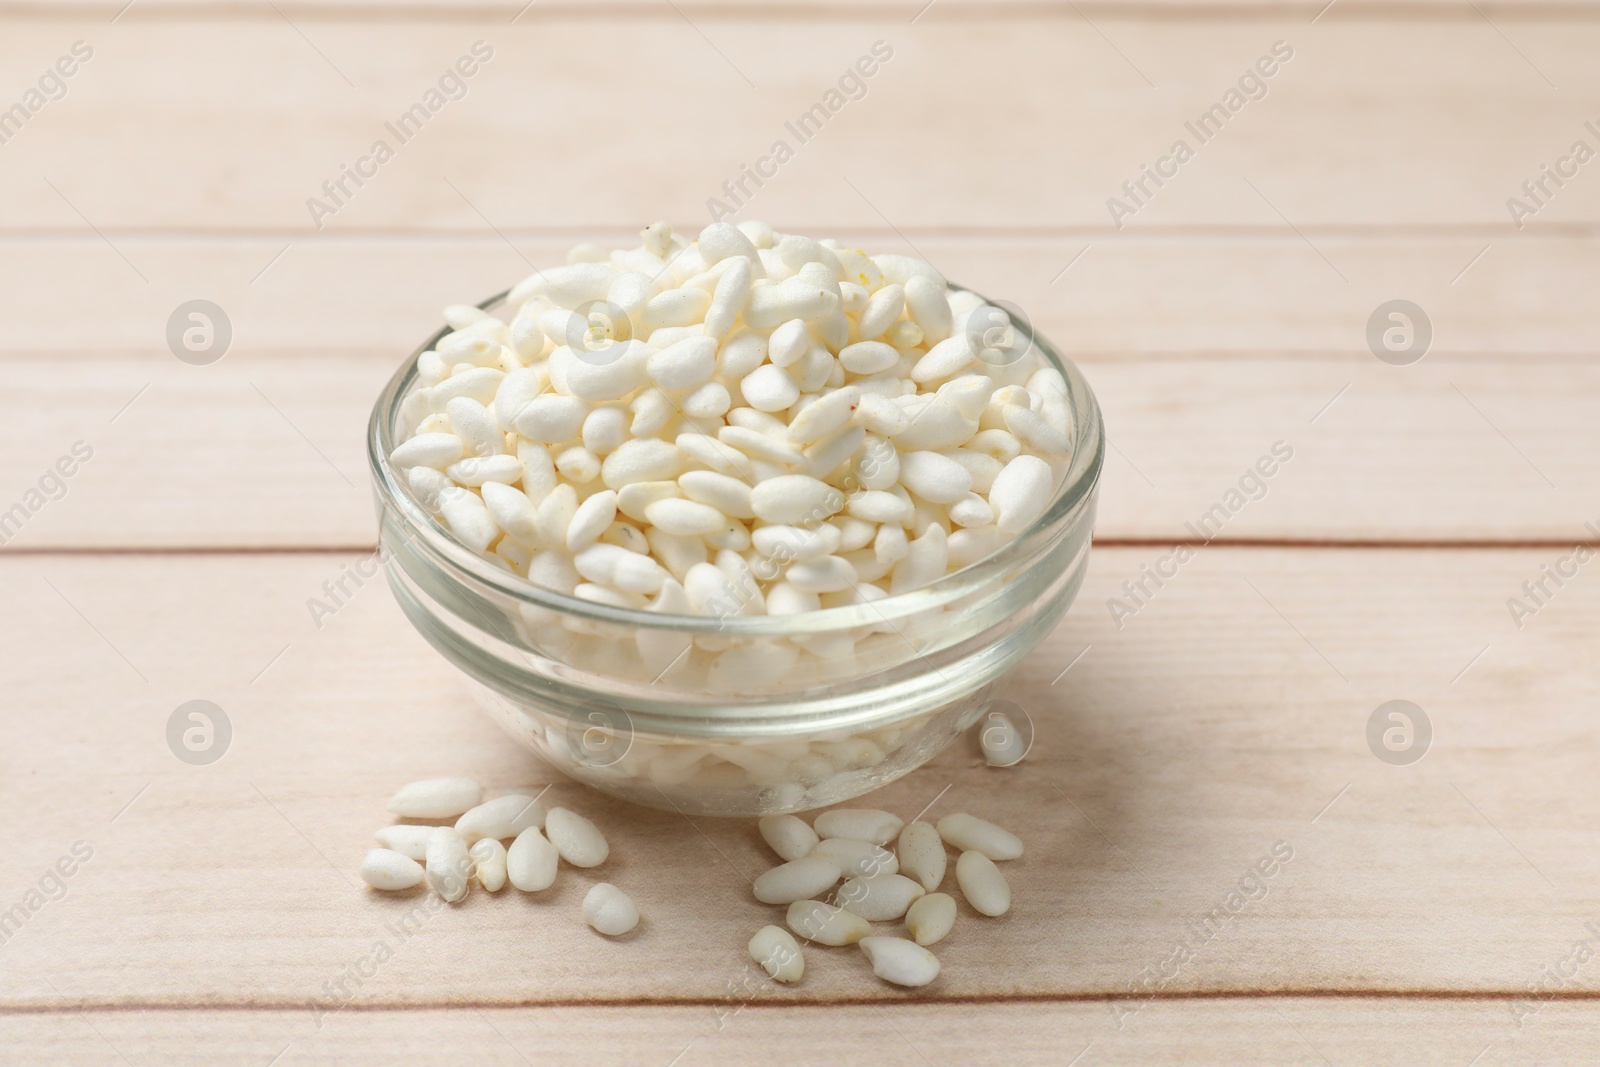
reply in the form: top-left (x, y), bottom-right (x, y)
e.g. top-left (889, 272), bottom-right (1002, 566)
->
top-left (4, 1), bottom-right (1598, 1062)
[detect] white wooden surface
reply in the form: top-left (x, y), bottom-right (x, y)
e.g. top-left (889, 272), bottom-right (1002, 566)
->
top-left (2, 2), bottom-right (1598, 1063)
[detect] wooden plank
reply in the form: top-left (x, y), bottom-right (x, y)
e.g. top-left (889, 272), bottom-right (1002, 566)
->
top-left (4, 234), bottom-right (1597, 358)
top-left (3, 999), bottom-right (1597, 1066)
top-left (21, 0), bottom-right (1600, 14)
top-left (1, 547), bottom-right (1595, 1009)
top-left (2, 353), bottom-right (1595, 549)
top-left (2, 19), bottom-right (1598, 232)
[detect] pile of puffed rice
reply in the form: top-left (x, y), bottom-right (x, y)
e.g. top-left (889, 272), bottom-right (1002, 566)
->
top-left (360, 774), bottom-right (1022, 988)
top-left (358, 776), bottom-right (640, 936)
top-left (748, 805), bottom-right (1021, 988)
top-left (389, 221), bottom-right (1073, 620)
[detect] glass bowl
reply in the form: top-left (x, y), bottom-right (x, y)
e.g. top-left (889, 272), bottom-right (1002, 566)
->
top-left (367, 287), bottom-right (1104, 816)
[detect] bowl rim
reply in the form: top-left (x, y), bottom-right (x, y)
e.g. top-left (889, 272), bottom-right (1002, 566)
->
top-left (367, 283), bottom-right (1105, 636)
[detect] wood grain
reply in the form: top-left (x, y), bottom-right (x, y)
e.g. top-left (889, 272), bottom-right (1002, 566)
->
top-left (23, 0), bottom-right (1600, 14)
top-left (5, 0), bottom-right (1595, 1053)
top-left (3, 353), bottom-right (1594, 549)
top-left (1, 547), bottom-right (1594, 1010)
top-left (1, 19), bottom-right (1597, 232)
top-left (4, 999), bottom-right (1597, 1067)
top-left (4, 234), bottom-right (1597, 358)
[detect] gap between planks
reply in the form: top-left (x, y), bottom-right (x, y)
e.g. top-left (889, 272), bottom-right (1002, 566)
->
top-left (5, 226), bottom-right (1600, 241)
top-left (7, 350), bottom-right (1596, 364)
top-left (4, 538), bottom-right (1600, 557)
top-left (9, 988), bottom-right (1600, 1015)
top-left (12, 1), bottom-right (1600, 20)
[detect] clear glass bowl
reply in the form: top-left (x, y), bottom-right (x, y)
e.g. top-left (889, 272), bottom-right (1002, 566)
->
top-left (367, 288), bottom-right (1104, 816)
